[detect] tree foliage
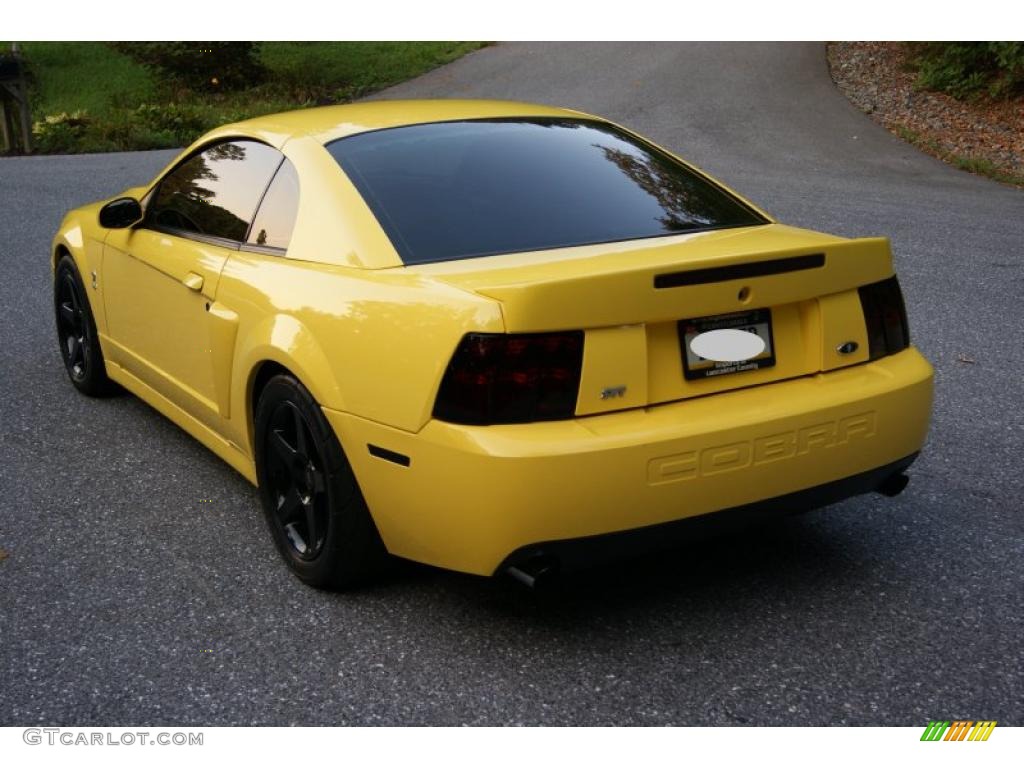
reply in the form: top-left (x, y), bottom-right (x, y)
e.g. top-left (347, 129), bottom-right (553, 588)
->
top-left (108, 42), bottom-right (266, 92)
top-left (908, 42), bottom-right (1024, 99)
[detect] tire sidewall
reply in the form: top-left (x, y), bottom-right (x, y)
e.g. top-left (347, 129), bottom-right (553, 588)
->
top-left (254, 374), bottom-right (380, 588)
top-left (55, 254), bottom-right (109, 395)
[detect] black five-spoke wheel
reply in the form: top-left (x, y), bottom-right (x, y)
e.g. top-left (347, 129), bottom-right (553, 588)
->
top-left (54, 254), bottom-right (115, 397)
top-left (57, 270), bottom-right (89, 380)
top-left (254, 373), bottom-right (390, 589)
top-left (265, 400), bottom-right (330, 560)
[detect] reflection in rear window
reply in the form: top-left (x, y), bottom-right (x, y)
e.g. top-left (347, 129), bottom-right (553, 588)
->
top-left (327, 118), bottom-right (768, 265)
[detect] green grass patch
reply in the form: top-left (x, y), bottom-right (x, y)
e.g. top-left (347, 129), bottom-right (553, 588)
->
top-left (893, 125), bottom-right (920, 144)
top-left (7, 41), bottom-right (485, 154)
top-left (892, 121), bottom-right (1024, 187)
top-left (949, 155), bottom-right (1024, 186)
top-left (17, 42), bottom-right (157, 115)
top-left (259, 41), bottom-right (484, 100)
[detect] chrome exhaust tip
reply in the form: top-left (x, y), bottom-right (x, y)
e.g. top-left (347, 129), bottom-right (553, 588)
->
top-left (505, 554), bottom-right (559, 589)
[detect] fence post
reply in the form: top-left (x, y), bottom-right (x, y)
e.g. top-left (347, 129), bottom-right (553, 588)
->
top-left (0, 99), bottom-right (11, 152)
top-left (1, 42), bottom-right (32, 154)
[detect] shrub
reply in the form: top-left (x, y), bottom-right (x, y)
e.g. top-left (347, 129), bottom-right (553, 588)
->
top-left (108, 42), bottom-right (265, 92)
top-left (908, 42), bottom-right (1024, 99)
top-left (131, 103), bottom-right (210, 144)
top-left (32, 110), bottom-right (91, 153)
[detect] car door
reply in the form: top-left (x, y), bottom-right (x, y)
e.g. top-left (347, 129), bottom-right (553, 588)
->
top-left (102, 139), bottom-right (286, 430)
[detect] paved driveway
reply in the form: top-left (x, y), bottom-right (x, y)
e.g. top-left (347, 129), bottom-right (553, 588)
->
top-left (1, 42), bottom-right (1021, 725)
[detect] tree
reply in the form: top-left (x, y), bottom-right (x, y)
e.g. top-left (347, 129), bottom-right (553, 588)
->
top-left (109, 42), bottom-right (266, 92)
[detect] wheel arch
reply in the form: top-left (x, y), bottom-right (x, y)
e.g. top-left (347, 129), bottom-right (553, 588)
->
top-left (51, 232), bottom-right (113, 338)
top-left (248, 360), bottom-right (291, 432)
top-left (53, 242), bottom-right (72, 271)
top-left (52, 234), bottom-right (88, 280)
top-left (245, 357), bottom-right (329, 456)
top-left (238, 315), bottom-right (346, 457)
top-left (51, 202), bottom-right (104, 273)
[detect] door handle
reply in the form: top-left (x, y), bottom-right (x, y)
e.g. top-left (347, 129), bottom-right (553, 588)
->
top-left (182, 272), bottom-right (204, 292)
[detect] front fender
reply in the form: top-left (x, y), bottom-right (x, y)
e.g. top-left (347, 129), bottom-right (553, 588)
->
top-left (51, 201), bottom-right (109, 332)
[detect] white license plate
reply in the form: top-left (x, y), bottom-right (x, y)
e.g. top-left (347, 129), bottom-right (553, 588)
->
top-left (679, 308), bottom-right (776, 380)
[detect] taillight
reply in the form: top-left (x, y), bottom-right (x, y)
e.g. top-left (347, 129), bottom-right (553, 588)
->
top-left (433, 332), bottom-right (584, 425)
top-left (858, 275), bottom-right (909, 361)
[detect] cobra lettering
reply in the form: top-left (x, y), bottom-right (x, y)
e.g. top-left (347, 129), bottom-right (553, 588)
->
top-left (647, 412), bottom-right (877, 485)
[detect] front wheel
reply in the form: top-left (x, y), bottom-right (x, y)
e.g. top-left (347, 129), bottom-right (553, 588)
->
top-left (254, 374), bottom-right (390, 589)
top-left (54, 254), bottom-right (116, 397)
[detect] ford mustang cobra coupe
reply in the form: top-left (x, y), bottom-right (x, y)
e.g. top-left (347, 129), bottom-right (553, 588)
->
top-left (52, 100), bottom-right (934, 589)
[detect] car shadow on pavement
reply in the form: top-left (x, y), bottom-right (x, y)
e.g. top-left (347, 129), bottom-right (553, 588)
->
top-left (371, 509), bottom-right (877, 623)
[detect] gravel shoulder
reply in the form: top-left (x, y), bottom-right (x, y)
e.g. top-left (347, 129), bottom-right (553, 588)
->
top-left (828, 42), bottom-right (1024, 187)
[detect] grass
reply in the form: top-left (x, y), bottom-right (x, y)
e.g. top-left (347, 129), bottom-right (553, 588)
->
top-left (949, 155), bottom-right (1024, 186)
top-left (259, 42), bottom-right (481, 99)
top-left (4, 42), bottom-right (485, 154)
top-left (15, 42), bottom-right (156, 116)
top-left (893, 124), bottom-right (1024, 188)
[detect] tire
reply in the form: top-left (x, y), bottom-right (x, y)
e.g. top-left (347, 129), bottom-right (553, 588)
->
top-left (254, 373), bottom-right (390, 589)
top-left (54, 254), bottom-right (117, 397)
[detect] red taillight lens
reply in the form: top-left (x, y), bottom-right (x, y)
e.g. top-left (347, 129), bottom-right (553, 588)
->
top-left (858, 276), bottom-right (910, 361)
top-left (433, 332), bottom-right (585, 425)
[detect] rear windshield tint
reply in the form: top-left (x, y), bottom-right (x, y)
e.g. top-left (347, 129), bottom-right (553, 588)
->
top-left (327, 118), bottom-right (767, 264)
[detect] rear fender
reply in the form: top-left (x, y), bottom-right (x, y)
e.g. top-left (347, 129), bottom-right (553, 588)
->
top-left (233, 313), bottom-right (343, 456)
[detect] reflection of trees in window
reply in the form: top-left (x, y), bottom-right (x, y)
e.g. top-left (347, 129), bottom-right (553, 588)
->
top-left (527, 118), bottom-right (585, 130)
top-left (153, 142), bottom-right (250, 241)
top-left (599, 145), bottom-right (740, 232)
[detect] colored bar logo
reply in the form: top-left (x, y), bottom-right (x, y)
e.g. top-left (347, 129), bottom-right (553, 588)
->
top-left (920, 721), bottom-right (997, 741)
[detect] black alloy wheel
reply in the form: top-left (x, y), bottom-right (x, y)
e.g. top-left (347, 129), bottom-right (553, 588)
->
top-left (57, 269), bottom-right (89, 381)
top-left (265, 400), bottom-right (330, 560)
top-left (54, 254), bottom-right (116, 396)
top-left (254, 374), bottom-right (390, 589)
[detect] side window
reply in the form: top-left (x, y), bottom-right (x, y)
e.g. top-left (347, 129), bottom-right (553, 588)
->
top-left (148, 140), bottom-right (283, 242)
top-left (247, 159), bottom-right (300, 251)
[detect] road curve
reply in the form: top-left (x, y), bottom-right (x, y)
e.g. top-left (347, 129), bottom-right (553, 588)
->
top-left (1, 42), bottom-right (1022, 726)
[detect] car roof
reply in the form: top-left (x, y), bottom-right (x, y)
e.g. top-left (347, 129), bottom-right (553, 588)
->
top-left (222, 99), bottom-right (594, 146)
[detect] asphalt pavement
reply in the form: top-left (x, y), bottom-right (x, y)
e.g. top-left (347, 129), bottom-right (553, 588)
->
top-left (1, 42), bottom-right (1022, 725)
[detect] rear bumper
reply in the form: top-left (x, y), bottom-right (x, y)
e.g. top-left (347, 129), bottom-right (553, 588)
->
top-left (325, 347), bottom-right (934, 576)
top-left (498, 451), bottom-right (918, 578)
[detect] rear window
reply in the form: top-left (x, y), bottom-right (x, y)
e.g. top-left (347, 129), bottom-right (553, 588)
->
top-left (326, 118), bottom-right (767, 264)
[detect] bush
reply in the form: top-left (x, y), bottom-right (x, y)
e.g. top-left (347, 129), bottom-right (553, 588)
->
top-left (32, 110), bottom-right (91, 153)
top-left (908, 42), bottom-right (1024, 99)
top-left (131, 103), bottom-right (211, 143)
top-left (108, 42), bottom-right (265, 92)
top-left (17, 42), bottom-right (484, 154)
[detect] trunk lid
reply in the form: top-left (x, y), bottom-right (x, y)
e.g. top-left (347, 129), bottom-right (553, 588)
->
top-left (410, 224), bottom-right (892, 416)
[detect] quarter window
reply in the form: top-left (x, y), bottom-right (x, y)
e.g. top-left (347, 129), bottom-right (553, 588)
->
top-left (149, 140), bottom-right (283, 242)
top-left (247, 159), bottom-right (300, 250)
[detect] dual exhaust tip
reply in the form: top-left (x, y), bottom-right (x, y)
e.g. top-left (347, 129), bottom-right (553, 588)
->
top-left (503, 471), bottom-right (912, 588)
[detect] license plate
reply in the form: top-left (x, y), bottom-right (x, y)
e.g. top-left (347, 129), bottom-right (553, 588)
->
top-left (679, 308), bottom-right (776, 380)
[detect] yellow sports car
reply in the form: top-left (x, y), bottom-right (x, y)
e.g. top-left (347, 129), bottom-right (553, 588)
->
top-left (52, 100), bottom-right (934, 589)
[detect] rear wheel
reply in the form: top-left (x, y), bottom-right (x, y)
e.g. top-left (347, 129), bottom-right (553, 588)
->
top-left (254, 374), bottom-right (390, 589)
top-left (54, 254), bottom-right (116, 397)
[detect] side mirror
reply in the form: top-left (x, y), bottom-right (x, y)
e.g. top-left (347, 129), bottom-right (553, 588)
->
top-left (99, 197), bottom-right (143, 229)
